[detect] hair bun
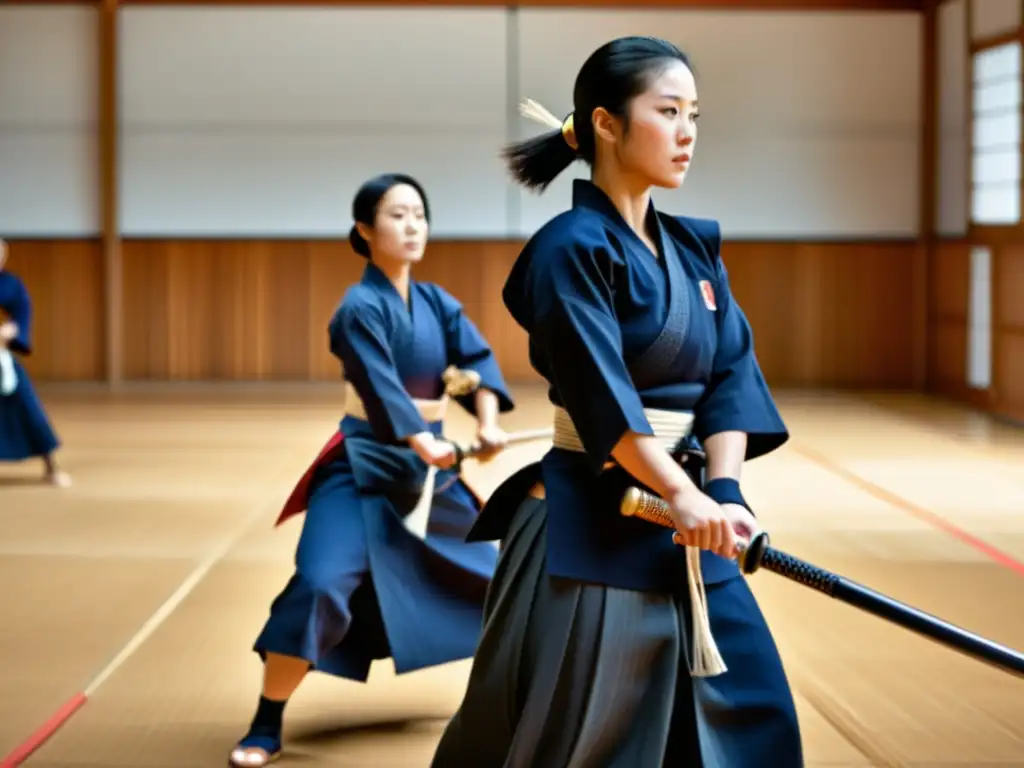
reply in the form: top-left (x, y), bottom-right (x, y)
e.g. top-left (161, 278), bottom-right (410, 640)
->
top-left (348, 224), bottom-right (370, 258)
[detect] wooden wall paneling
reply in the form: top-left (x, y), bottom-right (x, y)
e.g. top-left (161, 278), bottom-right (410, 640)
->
top-left (912, 242), bottom-right (931, 389)
top-left (994, 245), bottom-right (1024, 421)
top-left (822, 242), bottom-right (918, 388)
top-left (121, 241), bottom-right (169, 379)
top-left (930, 239), bottom-right (971, 318)
top-left (250, 245), bottom-right (315, 380)
top-left (724, 241), bottom-right (918, 389)
top-left (306, 243), bottom-right (366, 381)
top-left (3, 241), bottom-right (105, 381)
top-left (717, 243), bottom-right (801, 386)
top-left (121, 240), bottom-right (362, 381)
top-left (995, 245), bottom-right (1024, 331)
top-left (929, 318), bottom-right (968, 390)
top-left (6, 237), bottom-right (923, 388)
top-left (471, 242), bottom-right (536, 382)
top-left (926, 238), bottom-right (971, 395)
top-left (996, 333), bottom-right (1024, 422)
top-left (120, 240), bottom-right (520, 382)
top-left (113, 239), bottom-right (920, 387)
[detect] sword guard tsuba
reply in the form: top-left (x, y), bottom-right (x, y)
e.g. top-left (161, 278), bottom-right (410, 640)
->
top-left (738, 530), bottom-right (770, 574)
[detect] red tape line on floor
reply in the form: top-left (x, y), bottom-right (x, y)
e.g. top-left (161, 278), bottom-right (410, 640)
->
top-left (1, 691), bottom-right (88, 767)
top-left (793, 443), bottom-right (1024, 577)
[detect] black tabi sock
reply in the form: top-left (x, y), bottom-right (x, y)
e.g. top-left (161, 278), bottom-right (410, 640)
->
top-left (250, 695), bottom-right (287, 734)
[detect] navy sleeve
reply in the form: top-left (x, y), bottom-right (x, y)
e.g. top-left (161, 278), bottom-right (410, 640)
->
top-left (0, 274), bottom-right (33, 355)
top-left (430, 286), bottom-right (515, 416)
top-left (690, 225), bottom-right (789, 461)
top-left (507, 238), bottom-right (653, 473)
top-left (329, 297), bottom-right (430, 443)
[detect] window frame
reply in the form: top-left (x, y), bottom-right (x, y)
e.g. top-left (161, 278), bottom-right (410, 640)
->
top-left (968, 36), bottom-right (1023, 232)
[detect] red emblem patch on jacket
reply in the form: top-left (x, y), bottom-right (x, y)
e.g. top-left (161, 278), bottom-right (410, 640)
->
top-left (699, 280), bottom-right (717, 311)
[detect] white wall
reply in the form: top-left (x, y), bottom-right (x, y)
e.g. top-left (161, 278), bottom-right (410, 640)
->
top-left (0, 6), bottom-right (98, 237)
top-left (118, 7), bottom-right (510, 238)
top-left (516, 10), bottom-right (921, 239)
top-left (1, 6), bottom-right (923, 240)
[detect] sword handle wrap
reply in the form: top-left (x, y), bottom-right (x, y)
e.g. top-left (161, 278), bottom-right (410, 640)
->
top-left (620, 486), bottom-right (837, 595)
top-left (620, 486), bottom-right (676, 529)
top-left (759, 548), bottom-right (839, 596)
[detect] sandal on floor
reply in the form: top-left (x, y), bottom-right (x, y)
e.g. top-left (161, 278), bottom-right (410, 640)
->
top-left (229, 731), bottom-right (282, 767)
top-left (45, 470), bottom-right (71, 488)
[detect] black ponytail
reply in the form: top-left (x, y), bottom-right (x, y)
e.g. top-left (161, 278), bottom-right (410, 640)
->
top-left (505, 36), bottom-right (692, 195)
top-left (502, 127), bottom-right (579, 194)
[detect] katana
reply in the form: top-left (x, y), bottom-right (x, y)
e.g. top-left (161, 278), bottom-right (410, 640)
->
top-left (620, 486), bottom-right (1024, 681)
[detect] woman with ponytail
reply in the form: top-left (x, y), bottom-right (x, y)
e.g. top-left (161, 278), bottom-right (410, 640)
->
top-left (432, 37), bottom-right (803, 767)
top-left (229, 173), bottom-right (515, 768)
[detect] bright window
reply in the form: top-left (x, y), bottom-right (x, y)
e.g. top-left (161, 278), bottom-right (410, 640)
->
top-left (971, 42), bottom-right (1022, 224)
top-left (967, 245), bottom-right (992, 390)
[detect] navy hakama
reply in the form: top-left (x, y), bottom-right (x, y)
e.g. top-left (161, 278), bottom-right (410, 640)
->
top-left (0, 272), bottom-right (61, 463)
top-left (255, 262), bottom-right (514, 681)
top-left (433, 496), bottom-right (801, 767)
top-left (432, 180), bottom-right (804, 767)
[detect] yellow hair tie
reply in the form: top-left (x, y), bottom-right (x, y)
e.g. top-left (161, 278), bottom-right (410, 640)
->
top-left (517, 98), bottom-right (579, 152)
top-left (561, 114), bottom-right (579, 152)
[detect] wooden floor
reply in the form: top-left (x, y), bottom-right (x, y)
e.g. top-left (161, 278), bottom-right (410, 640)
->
top-left (1, 384), bottom-right (1023, 767)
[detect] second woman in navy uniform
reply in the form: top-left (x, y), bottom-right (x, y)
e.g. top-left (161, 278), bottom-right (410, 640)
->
top-left (230, 174), bottom-right (515, 768)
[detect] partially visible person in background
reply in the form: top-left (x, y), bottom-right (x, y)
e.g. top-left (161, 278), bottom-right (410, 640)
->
top-left (228, 173), bottom-right (515, 768)
top-left (0, 238), bottom-right (71, 488)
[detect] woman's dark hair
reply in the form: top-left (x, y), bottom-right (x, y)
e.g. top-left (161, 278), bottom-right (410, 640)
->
top-left (503, 36), bottom-right (692, 193)
top-left (349, 172), bottom-right (431, 258)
